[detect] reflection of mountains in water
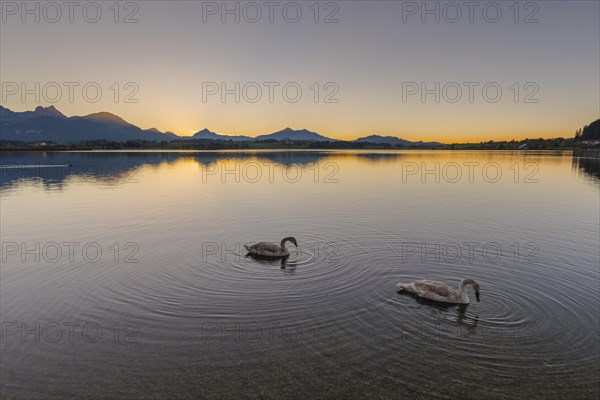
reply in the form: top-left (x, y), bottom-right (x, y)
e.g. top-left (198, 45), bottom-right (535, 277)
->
top-left (0, 152), bottom-right (181, 191)
top-left (0, 151), bottom-right (403, 190)
top-left (573, 149), bottom-right (600, 181)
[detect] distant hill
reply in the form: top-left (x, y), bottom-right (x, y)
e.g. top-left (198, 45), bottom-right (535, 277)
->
top-left (191, 128), bottom-right (252, 141)
top-left (74, 111), bottom-right (134, 127)
top-left (255, 127), bottom-right (334, 142)
top-left (0, 105), bottom-right (66, 123)
top-left (354, 134), bottom-right (442, 147)
top-left (0, 106), bottom-right (177, 142)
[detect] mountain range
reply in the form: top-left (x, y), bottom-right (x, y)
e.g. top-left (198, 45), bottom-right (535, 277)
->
top-left (0, 106), bottom-right (441, 146)
top-left (255, 127), bottom-right (332, 142)
top-left (191, 128), bottom-right (252, 142)
top-left (354, 135), bottom-right (441, 147)
top-left (0, 106), bottom-right (178, 142)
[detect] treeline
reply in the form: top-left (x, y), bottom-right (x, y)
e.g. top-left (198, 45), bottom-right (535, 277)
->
top-left (2, 130), bottom-right (599, 151)
top-left (0, 139), bottom-right (254, 151)
top-left (0, 139), bottom-right (438, 151)
top-left (575, 119), bottom-right (600, 141)
top-left (449, 137), bottom-right (579, 150)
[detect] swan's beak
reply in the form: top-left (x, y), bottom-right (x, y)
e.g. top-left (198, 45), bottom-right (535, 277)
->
top-left (475, 291), bottom-right (480, 302)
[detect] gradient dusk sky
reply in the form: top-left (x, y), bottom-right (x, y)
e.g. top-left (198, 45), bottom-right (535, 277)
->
top-left (1, 0), bottom-right (598, 142)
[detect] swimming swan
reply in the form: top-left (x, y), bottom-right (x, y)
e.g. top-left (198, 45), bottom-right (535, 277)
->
top-left (244, 237), bottom-right (298, 257)
top-left (396, 278), bottom-right (481, 304)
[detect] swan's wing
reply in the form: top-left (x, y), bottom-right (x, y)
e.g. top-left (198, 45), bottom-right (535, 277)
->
top-left (256, 242), bottom-right (280, 252)
top-left (247, 242), bottom-right (280, 254)
top-left (413, 280), bottom-right (454, 299)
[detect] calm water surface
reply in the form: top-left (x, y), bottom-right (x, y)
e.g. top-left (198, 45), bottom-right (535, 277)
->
top-left (1, 150), bottom-right (599, 399)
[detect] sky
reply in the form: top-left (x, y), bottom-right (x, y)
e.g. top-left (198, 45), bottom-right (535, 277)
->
top-left (1, 0), bottom-right (599, 142)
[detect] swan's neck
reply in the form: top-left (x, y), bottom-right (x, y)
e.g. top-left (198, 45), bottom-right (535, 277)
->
top-left (458, 279), bottom-right (470, 303)
top-left (280, 239), bottom-right (289, 252)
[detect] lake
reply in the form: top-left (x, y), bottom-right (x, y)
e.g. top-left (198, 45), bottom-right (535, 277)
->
top-left (1, 150), bottom-right (599, 399)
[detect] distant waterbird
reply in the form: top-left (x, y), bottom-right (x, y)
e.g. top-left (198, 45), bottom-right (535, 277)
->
top-left (244, 237), bottom-right (298, 257)
top-left (396, 278), bottom-right (481, 304)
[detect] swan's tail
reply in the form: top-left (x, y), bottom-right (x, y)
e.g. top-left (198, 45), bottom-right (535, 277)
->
top-left (244, 245), bottom-right (250, 251)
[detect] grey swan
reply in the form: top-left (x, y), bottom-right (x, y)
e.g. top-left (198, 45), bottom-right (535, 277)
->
top-left (396, 278), bottom-right (481, 304)
top-left (244, 237), bottom-right (298, 257)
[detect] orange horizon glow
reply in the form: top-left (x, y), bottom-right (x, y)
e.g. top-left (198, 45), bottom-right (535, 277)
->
top-left (2, 1), bottom-right (597, 146)
top-left (172, 127), bottom-right (580, 143)
top-left (3, 103), bottom-right (593, 144)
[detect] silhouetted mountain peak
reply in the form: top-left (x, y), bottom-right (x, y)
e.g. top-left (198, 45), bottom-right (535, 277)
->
top-left (80, 112), bottom-right (131, 126)
top-left (191, 128), bottom-right (252, 141)
top-left (354, 134), bottom-right (441, 147)
top-left (34, 105), bottom-right (66, 118)
top-left (361, 134), bottom-right (407, 141)
top-left (255, 127), bottom-right (333, 142)
top-left (280, 127), bottom-right (309, 133)
top-left (192, 128), bottom-right (217, 137)
top-left (373, 134), bottom-right (401, 139)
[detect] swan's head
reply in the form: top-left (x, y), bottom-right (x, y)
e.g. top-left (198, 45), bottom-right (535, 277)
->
top-left (473, 282), bottom-right (481, 302)
top-left (462, 278), bottom-right (481, 302)
top-left (282, 237), bottom-right (298, 247)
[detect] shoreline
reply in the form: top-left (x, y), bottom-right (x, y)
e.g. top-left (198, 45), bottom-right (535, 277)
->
top-left (1, 146), bottom-right (598, 153)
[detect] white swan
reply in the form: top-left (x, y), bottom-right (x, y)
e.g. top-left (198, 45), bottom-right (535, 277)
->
top-left (244, 237), bottom-right (298, 257)
top-left (396, 278), bottom-right (481, 304)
